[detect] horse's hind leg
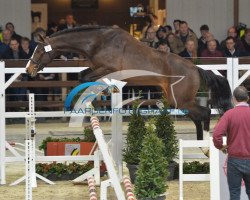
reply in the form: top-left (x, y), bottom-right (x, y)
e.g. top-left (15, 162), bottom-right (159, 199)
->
top-left (184, 103), bottom-right (211, 140)
top-left (203, 107), bottom-right (211, 131)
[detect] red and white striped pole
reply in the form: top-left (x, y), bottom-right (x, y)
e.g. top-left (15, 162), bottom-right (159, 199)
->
top-left (123, 176), bottom-right (136, 200)
top-left (87, 176), bottom-right (97, 200)
top-left (90, 117), bottom-right (100, 130)
top-left (90, 116), bottom-right (126, 200)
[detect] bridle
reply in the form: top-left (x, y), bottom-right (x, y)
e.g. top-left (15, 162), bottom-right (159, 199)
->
top-left (29, 57), bottom-right (45, 72)
top-left (29, 44), bottom-right (54, 72)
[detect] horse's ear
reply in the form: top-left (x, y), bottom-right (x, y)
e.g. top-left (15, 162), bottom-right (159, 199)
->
top-left (36, 33), bottom-right (46, 44)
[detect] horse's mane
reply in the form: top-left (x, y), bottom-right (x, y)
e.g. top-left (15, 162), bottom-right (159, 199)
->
top-left (50, 25), bottom-right (111, 37)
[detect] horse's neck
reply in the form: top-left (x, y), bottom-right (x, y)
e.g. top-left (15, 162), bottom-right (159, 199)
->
top-left (51, 33), bottom-right (96, 57)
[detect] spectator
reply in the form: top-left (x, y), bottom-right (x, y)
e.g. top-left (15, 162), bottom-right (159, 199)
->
top-left (198, 25), bottom-right (209, 56)
top-left (175, 21), bottom-right (198, 53)
top-left (58, 14), bottom-right (76, 31)
top-left (5, 22), bottom-right (22, 43)
top-left (224, 36), bottom-right (245, 57)
top-left (57, 14), bottom-right (80, 80)
top-left (0, 29), bottom-right (11, 58)
top-left (141, 14), bottom-right (158, 40)
top-left (220, 26), bottom-right (244, 51)
top-left (179, 39), bottom-right (197, 58)
top-left (2, 38), bottom-right (22, 59)
top-left (141, 16), bottom-right (152, 39)
top-left (164, 25), bottom-right (172, 35)
top-left (201, 39), bottom-right (224, 57)
top-left (2, 38), bottom-right (27, 101)
top-left (47, 22), bottom-right (58, 36)
top-left (157, 41), bottom-right (170, 53)
top-left (156, 26), bottom-right (168, 44)
top-left (141, 26), bottom-right (159, 48)
top-left (241, 28), bottom-right (250, 55)
top-left (213, 86), bottom-right (250, 200)
top-left (205, 32), bottom-right (221, 47)
top-left (167, 32), bottom-right (183, 54)
top-left (173, 19), bottom-right (181, 35)
top-left (20, 37), bottom-right (34, 59)
top-left (58, 18), bottom-right (66, 26)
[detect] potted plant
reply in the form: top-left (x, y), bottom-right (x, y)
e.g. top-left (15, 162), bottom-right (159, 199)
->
top-left (36, 162), bottom-right (93, 181)
top-left (174, 161), bottom-right (210, 179)
top-left (39, 126), bottom-right (107, 175)
top-left (39, 126), bottom-right (96, 156)
top-left (123, 100), bottom-right (147, 183)
top-left (134, 121), bottom-right (169, 200)
top-left (155, 98), bottom-right (178, 180)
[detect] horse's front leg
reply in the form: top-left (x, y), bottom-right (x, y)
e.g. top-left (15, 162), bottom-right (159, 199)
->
top-left (80, 67), bottom-right (111, 82)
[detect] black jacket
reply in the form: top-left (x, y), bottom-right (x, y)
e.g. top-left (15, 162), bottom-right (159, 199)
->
top-left (224, 49), bottom-right (246, 57)
top-left (179, 49), bottom-right (192, 58)
top-left (2, 47), bottom-right (27, 59)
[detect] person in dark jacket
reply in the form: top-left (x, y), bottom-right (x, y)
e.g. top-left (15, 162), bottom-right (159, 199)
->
top-left (2, 38), bottom-right (23, 59)
top-left (156, 26), bottom-right (168, 44)
top-left (198, 24), bottom-right (209, 56)
top-left (20, 37), bottom-right (34, 59)
top-left (58, 14), bottom-right (76, 31)
top-left (0, 29), bottom-right (11, 58)
top-left (224, 36), bottom-right (246, 57)
top-left (221, 26), bottom-right (244, 51)
top-left (179, 39), bottom-right (197, 58)
top-left (241, 28), bottom-right (250, 56)
top-left (2, 38), bottom-right (27, 101)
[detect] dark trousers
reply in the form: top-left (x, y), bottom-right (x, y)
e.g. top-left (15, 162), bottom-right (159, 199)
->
top-left (227, 157), bottom-right (250, 200)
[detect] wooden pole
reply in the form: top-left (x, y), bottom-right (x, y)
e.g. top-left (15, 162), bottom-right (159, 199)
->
top-left (234, 0), bottom-right (239, 27)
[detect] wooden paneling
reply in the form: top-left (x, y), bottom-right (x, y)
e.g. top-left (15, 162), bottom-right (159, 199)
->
top-left (158, 0), bottom-right (166, 9)
top-left (31, 0), bottom-right (149, 31)
top-left (233, 0), bottom-right (239, 26)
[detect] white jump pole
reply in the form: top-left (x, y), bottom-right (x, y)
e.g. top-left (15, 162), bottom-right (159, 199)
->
top-left (0, 61), bottom-right (6, 184)
top-left (110, 80), bottom-right (127, 180)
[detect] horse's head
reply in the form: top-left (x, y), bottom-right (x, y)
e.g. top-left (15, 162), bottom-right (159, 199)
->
top-left (26, 34), bottom-right (56, 77)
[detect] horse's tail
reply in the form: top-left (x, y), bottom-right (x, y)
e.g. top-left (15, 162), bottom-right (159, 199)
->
top-left (197, 67), bottom-right (233, 113)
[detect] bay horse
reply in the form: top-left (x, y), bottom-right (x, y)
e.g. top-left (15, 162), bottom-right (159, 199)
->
top-left (25, 25), bottom-right (233, 140)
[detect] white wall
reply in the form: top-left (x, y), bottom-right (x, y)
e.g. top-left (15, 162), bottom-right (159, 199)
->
top-left (166, 0), bottom-right (234, 42)
top-left (0, 0), bottom-right (31, 38)
top-left (239, 0), bottom-right (250, 28)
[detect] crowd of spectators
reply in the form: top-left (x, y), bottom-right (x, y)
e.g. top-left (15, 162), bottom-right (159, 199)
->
top-left (140, 16), bottom-right (250, 58)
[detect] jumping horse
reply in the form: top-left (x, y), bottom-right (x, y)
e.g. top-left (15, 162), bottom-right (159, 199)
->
top-left (25, 25), bottom-right (233, 140)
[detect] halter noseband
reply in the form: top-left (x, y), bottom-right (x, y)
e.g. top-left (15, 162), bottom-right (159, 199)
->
top-left (29, 57), bottom-right (45, 72)
top-left (29, 44), bottom-right (54, 72)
